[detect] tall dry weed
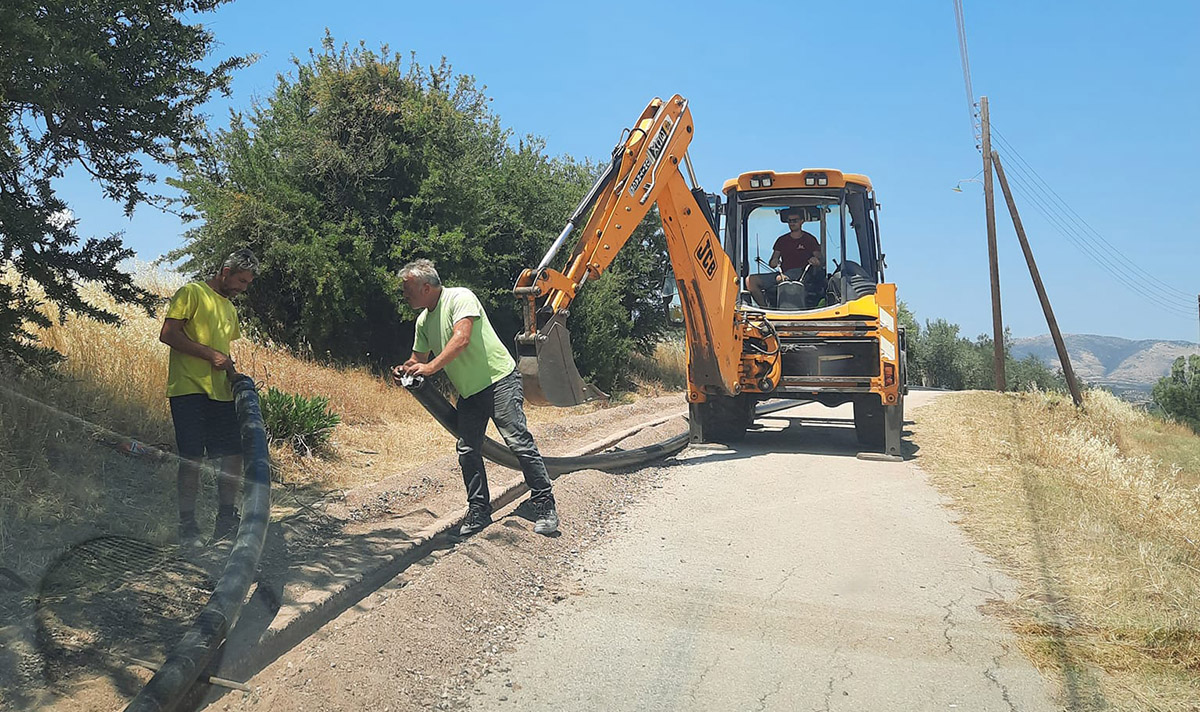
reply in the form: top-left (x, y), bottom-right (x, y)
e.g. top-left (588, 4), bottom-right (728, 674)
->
top-left (627, 337), bottom-right (688, 393)
top-left (913, 389), bottom-right (1200, 710)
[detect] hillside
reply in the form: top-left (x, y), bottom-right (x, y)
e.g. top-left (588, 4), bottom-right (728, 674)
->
top-left (1010, 333), bottom-right (1199, 398)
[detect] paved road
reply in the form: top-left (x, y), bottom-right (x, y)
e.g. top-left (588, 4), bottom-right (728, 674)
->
top-left (470, 392), bottom-right (1062, 711)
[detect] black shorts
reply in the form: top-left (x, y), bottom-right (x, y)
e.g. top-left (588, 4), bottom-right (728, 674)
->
top-left (169, 394), bottom-right (241, 459)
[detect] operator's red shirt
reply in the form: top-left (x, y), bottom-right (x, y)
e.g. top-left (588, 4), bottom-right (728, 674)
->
top-left (772, 231), bottom-right (820, 272)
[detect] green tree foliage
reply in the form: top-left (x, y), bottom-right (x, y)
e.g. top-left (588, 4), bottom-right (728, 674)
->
top-left (1152, 355), bottom-right (1200, 432)
top-left (897, 300), bottom-right (922, 384)
top-left (918, 318), bottom-right (970, 390)
top-left (572, 271), bottom-right (633, 394)
top-left (1009, 353), bottom-right (1069, 392)
top-left (903, 305), bottom-right (1066, 392)
top-left (0, 0), bottom-right (249, 367)
top-left (171, 36), bottom-right (666, 386)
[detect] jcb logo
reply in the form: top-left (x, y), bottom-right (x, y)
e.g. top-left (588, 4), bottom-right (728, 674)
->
top-left (694, 235), bottom-right (717, 280)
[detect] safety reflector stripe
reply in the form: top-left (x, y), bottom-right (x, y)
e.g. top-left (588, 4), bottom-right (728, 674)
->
top-left (880, 336), bottom-right (896, 361)
top-left (879, 308), bottom-right (895, 332)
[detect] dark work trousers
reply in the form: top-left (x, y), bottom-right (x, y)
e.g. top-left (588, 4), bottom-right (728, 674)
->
top-left (455, 369), bottom-right (553, 514)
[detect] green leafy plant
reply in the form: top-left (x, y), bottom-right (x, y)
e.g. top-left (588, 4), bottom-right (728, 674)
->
top-left (1153, 355), bottom-right (1200, 433)
top-left (260, 387), bottom-right (341, 454)
top-left (168, 35), bottom-right (667, 385)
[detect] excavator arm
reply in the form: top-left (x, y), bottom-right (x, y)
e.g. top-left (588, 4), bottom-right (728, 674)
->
top-left (514, 95), bottom-right (744, 406)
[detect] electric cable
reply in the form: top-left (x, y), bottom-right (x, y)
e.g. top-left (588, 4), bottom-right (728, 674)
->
top-left (992, 127), bottom-right (1195, 305)
top-left (997, 160), bottom-right (1195, 317)
top-left (989, 136), bottom-right (1195, 314)
top-left (952, 0), bottom-right (981, 142)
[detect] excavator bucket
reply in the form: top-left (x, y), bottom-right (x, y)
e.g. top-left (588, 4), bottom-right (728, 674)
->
top-left (517, 313), bottom-right (608, 407)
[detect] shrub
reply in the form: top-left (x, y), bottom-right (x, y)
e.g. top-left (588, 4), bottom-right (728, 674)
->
top-left (1152, 355), bottom-right (1200, 433)
top-left (571, 271), bottom-right (634, 394)
top-left (260, 387), bottom-right (341, 453)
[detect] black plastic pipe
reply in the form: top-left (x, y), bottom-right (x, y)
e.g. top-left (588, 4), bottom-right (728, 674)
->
top-left (401, 375), bottom-right (689, 473)
top-left (125, 375), bottom-right (272, 712)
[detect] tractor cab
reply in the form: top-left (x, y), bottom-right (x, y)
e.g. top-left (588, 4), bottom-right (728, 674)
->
top-left (723, 170), bottom-right (884, 312)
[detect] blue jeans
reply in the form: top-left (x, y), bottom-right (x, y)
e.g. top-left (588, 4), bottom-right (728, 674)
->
top-left (456, 370), bottom-right (553, 514)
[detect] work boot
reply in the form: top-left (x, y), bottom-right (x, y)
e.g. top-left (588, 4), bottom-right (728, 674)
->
top-left (532, 498), bottom-right (559, 536)
top-left (178, 519), bottom-right (204, 550)
top-left (212, 507), bottom-right (241, 543)
top-left (459, 506), bottom-right (493, 537)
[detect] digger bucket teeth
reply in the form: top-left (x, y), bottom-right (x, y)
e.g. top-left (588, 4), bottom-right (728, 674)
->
top-left (517, 313), bottom-right (608, 407)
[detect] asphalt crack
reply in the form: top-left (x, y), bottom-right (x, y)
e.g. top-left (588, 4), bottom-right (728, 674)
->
top-left (982, 641), bottom-right (1019, 712)
top-left (818, 663), bottom-right (854, 712)
top-left (687, 659), bottom-right (718, 704)
top-left (941, 593), bottom-right (967, 661)
top-left (767, 565), bottom-right (800, 603)
top-left (754, 677), bottom-right (785, 712)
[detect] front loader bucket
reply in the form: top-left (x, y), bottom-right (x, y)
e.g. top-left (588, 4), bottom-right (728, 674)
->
top-left (517, 313), bottom-right (608, 407)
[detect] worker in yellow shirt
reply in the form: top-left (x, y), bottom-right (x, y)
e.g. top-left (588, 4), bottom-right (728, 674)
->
top-left (159, 249), bottom-right (257, 548)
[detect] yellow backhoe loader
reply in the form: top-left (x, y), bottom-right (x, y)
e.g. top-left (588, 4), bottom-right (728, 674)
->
top-left (513, 95), bottom-right (906, 456)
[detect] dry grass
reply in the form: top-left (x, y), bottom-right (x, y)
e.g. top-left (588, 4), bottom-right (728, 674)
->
top-left (7, 264), bottom-right (458, 491)
top-left (912, 389), bottom-right (1200, 710)
top-left (627, 337), bottom-right (688, 394)
top-left (0, 264), bottom-right (690, 594)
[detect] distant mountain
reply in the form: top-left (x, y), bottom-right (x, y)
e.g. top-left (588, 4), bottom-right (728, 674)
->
top-left (1010, 334), bottom-right (1199, 400)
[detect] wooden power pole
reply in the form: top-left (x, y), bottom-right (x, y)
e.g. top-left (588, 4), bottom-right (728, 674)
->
top-left (980, 97), bottom-right (1006, 391)
top-left (991, 151), bottom-right (1085, 408)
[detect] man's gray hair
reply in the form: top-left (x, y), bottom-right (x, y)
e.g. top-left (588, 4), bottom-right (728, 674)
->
top-left (221, 248), bottom-right (259, 274)
top-left (398, 258), bottom-right (441, 287)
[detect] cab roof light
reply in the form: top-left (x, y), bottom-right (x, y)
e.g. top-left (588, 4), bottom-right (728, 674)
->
top-left (749, 173), bottom-right (772, 189)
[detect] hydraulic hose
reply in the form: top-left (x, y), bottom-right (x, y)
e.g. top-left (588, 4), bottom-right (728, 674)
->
top-left (125, 375), bottom-right (272, 712)
top-left (400, 374), bottom-right (689, 474)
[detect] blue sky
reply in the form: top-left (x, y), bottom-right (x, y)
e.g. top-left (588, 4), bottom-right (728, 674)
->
top-left (59, 0), bottom-right (1199, 343)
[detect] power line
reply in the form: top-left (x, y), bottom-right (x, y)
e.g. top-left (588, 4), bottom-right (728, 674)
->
top-left (950, 1), bottom-right (1196, 331)
top-left (1002, 168), bottom-right (1195, 314)
top-left (997, 159), bottom-right (1195, 318)
top-left (997, 161), bottom-right (1193, 314)
top-left (991, 127), bottom-right (1195, 305)
top-left (952, 0), bottom-right (980, 142)
top-left (990, 133), bottom-right (1195, 313)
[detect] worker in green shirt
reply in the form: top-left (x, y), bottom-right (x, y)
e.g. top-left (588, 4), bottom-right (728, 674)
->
top-left (393, 258), bottom-right (559, 537)
top-left (159, 248), bottom-right (257, 548)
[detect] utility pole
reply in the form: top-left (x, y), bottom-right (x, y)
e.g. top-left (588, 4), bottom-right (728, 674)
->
top-left (992, 151), bottom-right (1084, 408)
top-left (980, 96), bottom-right (1006, 391)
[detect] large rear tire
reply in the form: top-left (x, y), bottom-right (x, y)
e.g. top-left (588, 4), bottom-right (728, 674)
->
top-left (853, 395), bottom-right (885, 448)
top-left (689, 394), bottom-right (752, 444)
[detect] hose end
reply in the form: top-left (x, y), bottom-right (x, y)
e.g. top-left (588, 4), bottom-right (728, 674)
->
top-left (399, 373), bottom-right (427, 391)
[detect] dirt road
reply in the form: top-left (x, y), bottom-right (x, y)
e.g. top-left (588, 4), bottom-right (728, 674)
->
top-left (465, 392), bottom-right (1060, 711)
top-left (220, 392), bottom-right (1062, 711)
